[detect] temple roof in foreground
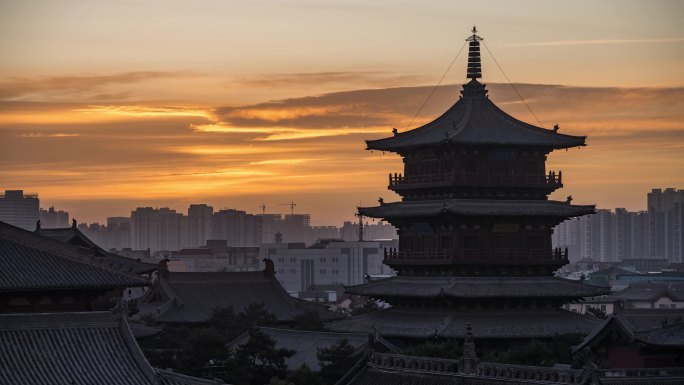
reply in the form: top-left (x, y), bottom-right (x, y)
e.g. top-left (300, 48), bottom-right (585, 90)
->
top-left (345, 276), bottom-right (607, 299)
top-left (0, 311), bottom-right (219, 385)
top-left (228, 327), bottom-right (368, 371)
top-left (326, 307), bottom-right (602, 339)
top-left (366, 80), bottom-right (586, 152)
top-left (137, 271), bottom-right (342, 324)
top-left (574, 309), bottom-right (684, 353)
top-left (358, 199), bottom-right (595, 219)
top-left (36, 225), bottom-right (157, 274)
top-left (0, 221), bottom-right (148, 293)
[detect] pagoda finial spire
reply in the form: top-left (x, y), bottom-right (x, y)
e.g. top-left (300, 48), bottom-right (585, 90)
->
top-left (465, 26), bottom-right (483, 80)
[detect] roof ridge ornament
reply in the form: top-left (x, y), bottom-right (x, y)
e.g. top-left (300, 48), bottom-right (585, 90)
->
top-left (461, 26), bottom-right (487, 98)
top-left (465, 26), bottom-right (483, 81)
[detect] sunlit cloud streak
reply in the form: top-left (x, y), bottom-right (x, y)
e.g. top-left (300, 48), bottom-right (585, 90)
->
top-left (2, 83), bottom-right (683, 223)
top-left (508, 38), bottom-right (684, 47)
top-left (19, 133), bottom-right (80, 138)
top-left (78, 105), bottom-right (210, 118)
top-left (0, 71), bottom-right (197, 101)
top-left (233, 71), bottom-right (428, 88)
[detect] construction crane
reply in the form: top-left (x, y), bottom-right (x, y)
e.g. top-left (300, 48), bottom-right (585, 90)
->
top-left (276, 201), bottom-right (297, 215)
top-left (258, 203), bottom-right (267, 215)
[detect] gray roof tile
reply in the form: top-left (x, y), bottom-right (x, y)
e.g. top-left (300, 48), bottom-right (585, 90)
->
top-left (37, 226), bottom-right (157, 274)
top-left (139, 271), bottom-right (341, 324)
top-left (0, 311), bottom-right (217, 385)
top-left (0, 221), bottom-right (148, 293)
top-left (346, 276), bottom-right (607, 299)
top-left (327, 308), bottom-right (601, 339)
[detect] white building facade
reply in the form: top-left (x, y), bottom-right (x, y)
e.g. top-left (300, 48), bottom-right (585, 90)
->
top-left (261, 239), bottom-right (396, 293)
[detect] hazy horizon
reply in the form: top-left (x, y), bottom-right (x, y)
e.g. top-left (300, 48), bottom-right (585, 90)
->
top-left (2, 1), bottom-right (683, 225)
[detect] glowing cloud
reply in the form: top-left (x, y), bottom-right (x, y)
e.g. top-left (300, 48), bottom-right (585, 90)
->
top-left (78, 105), bottom-right (210, 118)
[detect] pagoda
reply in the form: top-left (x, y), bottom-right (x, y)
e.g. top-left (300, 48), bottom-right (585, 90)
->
top-left (327, 28), bottom-right (607, 342)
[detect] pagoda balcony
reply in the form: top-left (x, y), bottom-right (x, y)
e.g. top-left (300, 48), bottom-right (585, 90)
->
top-left (383, 247), bottom-right (568, 265)
top-left (388, 171), bottom-right (562, 191)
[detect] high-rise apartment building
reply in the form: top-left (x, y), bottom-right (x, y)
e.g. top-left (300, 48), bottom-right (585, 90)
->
top-left (0, 190), bottom-right (39, 230)
top-left (258, 213), bottom-right (310, 244)
top-left (212, 209), bottom-right (262, 247)
top-left (188, 204), bottom-right (213, 247)
top-left (131, 207), bottom-right (187, 252)
top-left (553, 188), bottom-right (683, 265)
top-left (648, 188), bottom-right (684, 263)
top-left (39, 206), bottom-right (69, 228)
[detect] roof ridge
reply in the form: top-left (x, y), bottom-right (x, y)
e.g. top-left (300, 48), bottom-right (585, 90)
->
top-left (446, 97), bottom-right (472, 139)
top-left (0, 222), bottom-right (148, 284)
top-left (260, 326), bottom-right (367, 337)
top-left (119, 314), bottom-right (160, 384)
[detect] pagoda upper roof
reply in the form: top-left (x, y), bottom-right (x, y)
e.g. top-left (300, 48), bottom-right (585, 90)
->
top-left (345, 276), bottom-right (607, 300)
top-left (358, 199), bottom-right (595, 219)
top-left (36, 226), bottom-right (157, 274)
top-left (0, 311), bottom-right (217, 385)
top-left (0, 221), bottom-right (149, 293)
top-left (367, 81), bottom-right (586, 152)
top-left (367, 30), bottom-right (587, 153)
top-left (137, 271), bottom-right (342, 324)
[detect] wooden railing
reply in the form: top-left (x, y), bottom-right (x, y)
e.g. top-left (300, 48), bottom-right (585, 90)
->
top-left (476, 362), bottom-right (585, 384)
top-left (388, 170), bottom-right (562, 189)
top-left (383, 247), bottom-right (569, 263)
top-left (368, 352), bottom-right (587, 384)
top-left (597, 367), bottom-right (684, 378)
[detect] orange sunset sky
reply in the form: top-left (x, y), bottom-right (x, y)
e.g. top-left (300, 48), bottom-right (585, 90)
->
top-left (1, 0), bottom-right (683, 225)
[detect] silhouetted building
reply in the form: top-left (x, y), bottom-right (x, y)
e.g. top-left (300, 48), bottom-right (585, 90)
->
top-left (573, 309), bottom-right (684, 369)
top-left (38, 206), bottom-right (69, 228)
top-left (306, 225), bottom-right (340, 244)
top-left (554, 207), bottom-right (652, 264)
top-left (169, 240), bottom-right (259, 272)
top-left (212, 209), bottom-right (261, 247)
top-left (0, 221), bottom-right (149, 313)
top-left (106, 216), bottom-right (132, 250)
top-left (259, 213), bottom-right (310, 244)
top-left (131, 207), bottom-right (188, 252)
top-left (136, 263), bottom-right (340, 324)
top-left (340, 221), bottom-right (398, 242)
top-left (0, 190), bottom-right (39, 231)
top-left (327, 29), bottom-right (605, 342)
top-left (187, 203), bottom-right (213, 247)
top-left (648, 188), bottom-right (684, 264)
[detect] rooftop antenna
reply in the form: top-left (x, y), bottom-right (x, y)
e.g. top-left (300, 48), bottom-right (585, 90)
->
top-left (355, 205), bottom-right (364, 242)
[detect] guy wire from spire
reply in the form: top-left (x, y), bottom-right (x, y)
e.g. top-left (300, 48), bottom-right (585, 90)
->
top-left (404, 41), bottom-right (468, 131)
top-left (481, 40), bottom-right (545, 128)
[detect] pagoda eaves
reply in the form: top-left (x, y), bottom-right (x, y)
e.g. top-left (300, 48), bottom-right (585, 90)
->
top-left (366, 80), bottom-right (585, 152)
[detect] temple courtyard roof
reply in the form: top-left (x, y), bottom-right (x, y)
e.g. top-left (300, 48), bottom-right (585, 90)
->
top-left (0, 310), bottom-right (219, 385)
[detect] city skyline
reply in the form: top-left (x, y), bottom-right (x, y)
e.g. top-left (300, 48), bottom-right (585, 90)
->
top-left (1, 1), bottom-right (683, 225)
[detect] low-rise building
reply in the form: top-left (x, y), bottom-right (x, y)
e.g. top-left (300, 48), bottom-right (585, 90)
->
top-left (261, 239), bottom-right (396, 293)
top-left (136, 263), bottom-right (341, 325)
top-left (168, 240), bottom-right (259, 272)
